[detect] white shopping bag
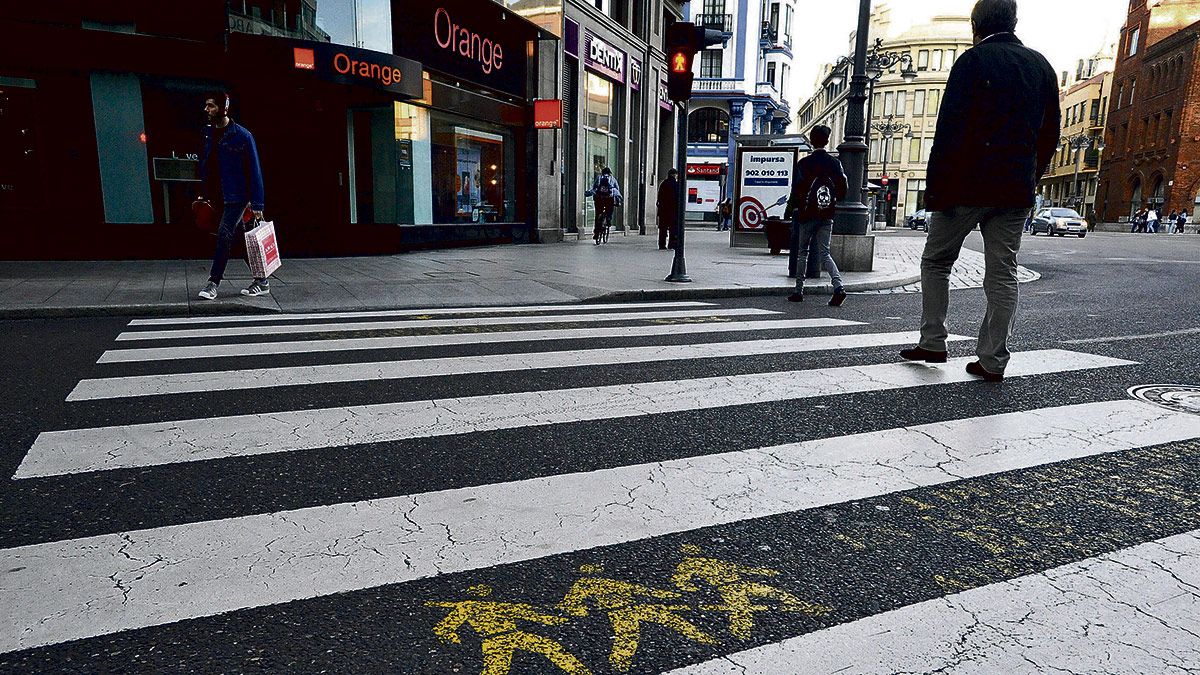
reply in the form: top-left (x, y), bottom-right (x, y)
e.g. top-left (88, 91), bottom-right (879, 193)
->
top-left (244, 220), bottom-right (282, 279)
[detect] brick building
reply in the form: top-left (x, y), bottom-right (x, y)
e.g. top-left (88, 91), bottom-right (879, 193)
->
top-left (1097, 0), bottom-right (1200, 224)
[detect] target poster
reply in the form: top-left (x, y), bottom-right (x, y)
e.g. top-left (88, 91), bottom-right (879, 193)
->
top-left (735, 149), bottom-right (797, 230)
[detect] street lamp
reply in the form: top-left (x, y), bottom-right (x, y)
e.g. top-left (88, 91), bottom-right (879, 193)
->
top-left (872, 115), bottom-right (912, 225)
top-left (1064, 132), bottom-right (1105, 213)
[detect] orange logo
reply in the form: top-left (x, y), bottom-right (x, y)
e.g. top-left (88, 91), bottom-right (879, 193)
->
top-left (293, 48), bottom-right (316, 70)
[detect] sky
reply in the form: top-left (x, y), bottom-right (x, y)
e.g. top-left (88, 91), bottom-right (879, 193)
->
top-left (791, 0), bottom-right (1130, 100)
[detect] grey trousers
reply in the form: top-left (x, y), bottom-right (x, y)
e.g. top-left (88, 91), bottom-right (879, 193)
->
top-left (919, 206), bottom-right (1027, 373)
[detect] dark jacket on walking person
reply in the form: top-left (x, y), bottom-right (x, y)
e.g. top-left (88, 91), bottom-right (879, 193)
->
top-left (783, 125), bottom-right (850, 307)
top-left (196, 92), bottom-right (269, 301)
top-left (901, 0), bottom-right (1060, 381)
top-left (656, 170), bottom-right (680, 250)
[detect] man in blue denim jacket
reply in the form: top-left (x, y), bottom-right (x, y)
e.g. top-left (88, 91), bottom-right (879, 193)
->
top-left (196, 92), bottom-right (268, 300)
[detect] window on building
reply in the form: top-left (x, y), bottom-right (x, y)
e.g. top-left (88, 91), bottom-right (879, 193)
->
top-left (1117, 82), bottom-right (1124, 108)
top-left (766, 62), bottom-right (776, 87)
top-left (315, 0), bottom-right (393, 51)
top-left (922, 137), bottom-right (933, 163)
top-left (909, 136), bottom-right (922, 162)
top-left (701, 50), bottom-right (722, 78)
top-left (780, 64), bottom-right (789, 99)
top-left (688, 107), bottom-right (730, 143)
top-left (702, 0), bottom-right (726, 14)
top-left (1129, 27), bottom-right (1140, 57)
top-left (884, 92), bottom-right (895, 116)
top-left (783, 5), bottom-right (792, 41)
top-left (917, 50), bottom-right (929, 71)
top-left (946, 49), bottom-right (956, 66)
top-left (769, 3), bottom-right (780, 34)
top-left (873, 92), bottom-right (882, 114)
top-left (1164, 109), bottom-right (1173, 145)
top-left (905, 179), bottom-right (926, 214)
top-left (932, 50), bottom-right (943, 71)
top-left (928, 89), bottom-right (940, 115)
top-left (895, 91), bottom-right (907, 117)
top-left (869, 138), bottom-right (881, 163)
top-left (914, 90), bottom-right (926, 116)
top-left (1130, 78), bottom-right (1136, 101)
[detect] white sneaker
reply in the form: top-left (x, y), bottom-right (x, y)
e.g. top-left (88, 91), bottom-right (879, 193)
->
top-left (197, 281), bottom-right (218, 300)
top-left (241, 281), bottom-right (270, 297)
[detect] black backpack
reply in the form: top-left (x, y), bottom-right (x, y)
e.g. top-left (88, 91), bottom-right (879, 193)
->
top-left (595, 175), bottom-right (614, 199)
top-left (804, 173), bottom-right (837, 220)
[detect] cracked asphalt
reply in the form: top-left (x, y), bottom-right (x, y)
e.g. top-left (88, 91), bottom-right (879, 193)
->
top-left (1, 230), bottom-right (1199, 673)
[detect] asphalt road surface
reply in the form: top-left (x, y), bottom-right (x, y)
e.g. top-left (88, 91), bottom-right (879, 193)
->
top-left (1, 230), bottom-right (1198, 674)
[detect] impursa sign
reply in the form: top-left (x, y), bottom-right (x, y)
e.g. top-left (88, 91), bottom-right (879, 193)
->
top-left (393, 0), bottom-right (547, 98)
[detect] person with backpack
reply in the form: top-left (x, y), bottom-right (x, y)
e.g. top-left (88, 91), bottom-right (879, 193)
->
top-left (586, 167), bottom-right (622, 245)
top-left (783, 124), bottom-right (849, 306)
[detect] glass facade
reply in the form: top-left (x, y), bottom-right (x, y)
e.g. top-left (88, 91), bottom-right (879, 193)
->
top-left (315, 0), bottom-right (392, 51)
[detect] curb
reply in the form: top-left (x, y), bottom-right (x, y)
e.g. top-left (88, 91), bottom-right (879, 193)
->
top-left (0, 271), bottom-right (924, 319)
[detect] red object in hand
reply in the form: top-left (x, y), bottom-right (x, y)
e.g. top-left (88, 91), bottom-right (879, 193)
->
top-left (192, 199), bottom-right (218, 234)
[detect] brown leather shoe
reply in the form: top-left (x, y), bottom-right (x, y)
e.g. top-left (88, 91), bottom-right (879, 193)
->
top-left (966, 361), bottom-right (1004, 382)
top-left (900, 346), bottom-right (948, 363)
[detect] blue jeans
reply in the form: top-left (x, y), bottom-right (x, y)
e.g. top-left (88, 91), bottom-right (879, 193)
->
top-left (793, 218), bottom-right (842, 291)
top-left (209, 203), bottom-right (266, 285)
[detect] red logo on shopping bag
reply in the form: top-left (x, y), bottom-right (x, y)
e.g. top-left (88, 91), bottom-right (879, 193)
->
top-left (262, 232), bottom-right (279, 265)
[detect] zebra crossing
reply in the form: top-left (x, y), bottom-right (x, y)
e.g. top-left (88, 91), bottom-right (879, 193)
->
top-left (2, 299), bottom-right (1196, 672)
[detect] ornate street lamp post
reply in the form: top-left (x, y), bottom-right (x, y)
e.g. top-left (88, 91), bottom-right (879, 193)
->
top-left (1064, 132), bottom-right (1105, 215)
top-left (871, 114), bottom-right (912, 226)
top-left (827, 20), bottom-right (917, 235)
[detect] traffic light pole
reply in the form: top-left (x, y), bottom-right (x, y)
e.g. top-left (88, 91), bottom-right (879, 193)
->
top-left (666, 100), bottom-right (691, 283)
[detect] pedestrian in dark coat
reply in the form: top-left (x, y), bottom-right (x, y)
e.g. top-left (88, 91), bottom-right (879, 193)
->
top-left (657, 169), bottom-right (680, 250)
top-left (901, 0), bottom-right (1060, 382)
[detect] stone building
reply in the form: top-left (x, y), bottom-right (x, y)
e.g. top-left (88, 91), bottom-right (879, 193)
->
top-left (1038, 47), bottom-right (1115, 222)
top-left (795, 7), bottom-right (973, 227)
top-left (1097, 0), bottom-right (1200, 224)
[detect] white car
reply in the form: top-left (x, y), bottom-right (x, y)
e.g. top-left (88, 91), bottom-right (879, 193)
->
top-left (1031, 208), bottom-right (1088, 237)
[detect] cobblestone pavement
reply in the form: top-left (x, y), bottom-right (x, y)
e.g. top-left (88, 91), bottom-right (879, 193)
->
top-left (857, 235), bottom-right (1040, 294)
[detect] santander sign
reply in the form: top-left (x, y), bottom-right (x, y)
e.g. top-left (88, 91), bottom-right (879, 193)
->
top-left (434, 7), bottom-right (504, 75)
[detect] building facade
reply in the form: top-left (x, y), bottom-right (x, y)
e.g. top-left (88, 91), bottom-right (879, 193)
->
top-left (0, 0), bottom-right (563, 259)
top-left (557, 0), bottom-right (683, 235)
top-left (680, 0), bottom-right (797, 223)
top-left (795, 8), bottom-right (972, 226)
top-left (1037, 49), bottom-right (1114, 222)
top-left (1097, 0), bottom-right (1200, 224)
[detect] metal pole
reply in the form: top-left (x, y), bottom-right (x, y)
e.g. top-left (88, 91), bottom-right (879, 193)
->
top-left (832, 0), bottom-right (873, 236)
top-left (667, 101), bottom-right (692, 282)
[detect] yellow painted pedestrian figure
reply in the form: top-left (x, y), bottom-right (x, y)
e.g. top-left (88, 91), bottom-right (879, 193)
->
top-left (558, 563), bottom-right (716, 672)
top-left (671, 544), bottom-right (831, 640)
top-left (425, 584), bottom-right (591, 675)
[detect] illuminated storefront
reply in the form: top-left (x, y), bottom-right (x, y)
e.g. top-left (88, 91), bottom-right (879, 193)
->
top-left (0, 0), bottom-right (555, 259)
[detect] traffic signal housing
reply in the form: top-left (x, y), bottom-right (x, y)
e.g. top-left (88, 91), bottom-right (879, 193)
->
top-left (666, 22), bottom-right (727, 103)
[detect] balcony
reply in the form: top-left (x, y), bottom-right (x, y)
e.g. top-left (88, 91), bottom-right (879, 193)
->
top-left (760, 22), bottom-right (777, 47)
top-left (694, 78), bottom-right (744, 93)
top-left (695, 13), bottom-right (732, 34)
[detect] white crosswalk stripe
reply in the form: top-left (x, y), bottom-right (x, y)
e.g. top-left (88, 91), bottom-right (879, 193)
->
top-left (22, 350), bottom-right (1126, 477)
top-left (97, 318), bottom-right (863, 364)
top-left (70, 331), bottom-right (965, 400)
top-left (4, 400), bottom-right (1190, 655)
top-left (115, 307), bottom-right (780, 341)
top-left (4, 300), bottom-right (1179, 667)
top-left (125, 301), bottom-right (716, 326)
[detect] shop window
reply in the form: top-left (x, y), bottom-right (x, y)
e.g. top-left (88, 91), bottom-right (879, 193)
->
top-left (585, 73), bottom-right (615, 133)
top-left (431, 114), bottom-right (516, 224)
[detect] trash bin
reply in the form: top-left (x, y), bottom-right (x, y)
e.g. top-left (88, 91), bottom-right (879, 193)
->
top-left (764, 217), bottom-right (791, 255)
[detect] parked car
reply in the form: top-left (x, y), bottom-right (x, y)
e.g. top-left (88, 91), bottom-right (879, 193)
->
top-left (906, 210), bottom-right (928, 231)
top-left (1030, 208), bottom-right (1088, 237)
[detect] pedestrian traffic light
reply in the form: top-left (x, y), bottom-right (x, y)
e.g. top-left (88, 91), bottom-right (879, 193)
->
top-left (666, 22), bottom-right (727, 103)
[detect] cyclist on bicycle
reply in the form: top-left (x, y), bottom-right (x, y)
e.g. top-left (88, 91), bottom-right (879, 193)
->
top-left (586, 167), bottom-right (622, 245)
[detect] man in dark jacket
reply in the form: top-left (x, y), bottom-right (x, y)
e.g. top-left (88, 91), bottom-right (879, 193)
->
top-left (784, 124), bottom-right (849, 306)
top-left (656, 169), bottom-right (679, 249)
top-left (196, 92), bottom-right (268, 300)
top-left (900, 0), bottom-right (1060, 381)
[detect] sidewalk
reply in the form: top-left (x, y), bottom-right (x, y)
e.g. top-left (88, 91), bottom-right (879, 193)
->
top-left (0, 230), bottom-right (1003, 318)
